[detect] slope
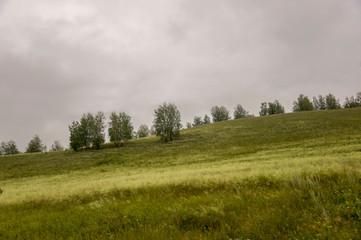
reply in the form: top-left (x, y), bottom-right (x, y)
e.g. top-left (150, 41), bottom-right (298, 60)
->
top-left (0, 108), bottom-right (361, 239)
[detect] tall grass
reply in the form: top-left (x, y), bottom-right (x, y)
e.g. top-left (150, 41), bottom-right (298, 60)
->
top-left (1, 108), bottom-right (361, 238)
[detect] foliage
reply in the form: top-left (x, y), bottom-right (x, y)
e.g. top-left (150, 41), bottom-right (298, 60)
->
top-left (260, 100), bottom-right (285, 116)
top-left (313, 95), bottom-right (327, 110)
top-left (325, 94), bottom-right (341, 110)
top-left (79, 113), bottom-right (93, 148)
top-left (233, 104), bottom-right (251, 119)
top-left (210, 106), bottom-right (231, 122)
top-left (137, 124), bottom-right (150, 138)
top-left (203, 114), bottom-right (211, 124)
top-left (259, 102), bottom-right (268, 116)
top-left (90, 112), bottom-right (106, 149)
top-left (267, 100), bottom-right (285, 115)
top-left (0, 140), bottom-right (20, 155)
top-left (69, 121), bottom-right (82, 151)
top-left (344, 92), bottom-right (361, 108)
top-left (69, 112), bottom-right (106, 150)
top-left (149, 125), bottom-right (156, 136)
top-left (50, 140), bottom-right (64, 151)
top-left (293, 94), bottom-right (313, 112)
top-left (313, 94), bottom-right (340, 110)
top-left (25, 135), bottom-right (46, 153)
top-left (153, 103), bottom-right (182, 142)
top-left (108, 112), bottom-right (133, 146)
top-left (192, 116), bottom-right (203, 127)
top-left (186, 122), bottom-right (192, 129)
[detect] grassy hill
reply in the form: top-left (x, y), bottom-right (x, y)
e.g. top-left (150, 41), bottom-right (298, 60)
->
top-left (1, 108), bottom-right (361, 239)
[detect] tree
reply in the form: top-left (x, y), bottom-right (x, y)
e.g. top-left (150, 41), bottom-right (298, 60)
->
top-left (313, 94), bottom-right (340, 110)
top-left (137, 124), bottom-right (150, 138)
top-left (293, 94), bottom-right (313, 112)
top-left (313, 95), bottom-right (327, 110)
top-left (210, 106), bottom-right (230, 122)
top-left (0, 140), bottom-right (20, 155)
top-left (186, 122), bottom-right (192, 129)
top-left (79, 113), bottom-right (93, 148)
top-left (260, 101), bottom-right (285, 116)
top-left (25, 135), bottom-right (46, 153)
top-left (325, 94), bottom-right (340, 110)
top-left (51, 140), bottom-right (64, 151)
top-left (234, 104), bottom-right (251, 119)
top-left (150, 125), bottom-right (156, 135)
top-left (108, 112), bottom-right (133, 147)
top-left (153, 103), bottom-right (182, 142)
top-left (69, 112), bottom-right (105, 151)
top-left (69, 121), bottom-right (82, 151)
top-left (267, 100), bottom-right (285, 115)
top-left (259, 102), bottom-right (268, 116)
top-left (90, 111), bottom-right (106, 149)
top-left (344, 92), bottom-right (361, 108)
top-left (203, 115), bottom-right (211, 124)
top-left (193, 116), bottom-right (203, 127)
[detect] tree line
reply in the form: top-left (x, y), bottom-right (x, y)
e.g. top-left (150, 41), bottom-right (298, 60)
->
top-left (1, 91), bottom-right (360, 155)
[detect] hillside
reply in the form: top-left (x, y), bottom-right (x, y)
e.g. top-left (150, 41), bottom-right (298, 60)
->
top-left (1, 108), bottom-right (361, 239)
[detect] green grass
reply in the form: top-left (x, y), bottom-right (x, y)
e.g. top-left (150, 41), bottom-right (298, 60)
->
top-left (1, 108), bottom-right (361, 239)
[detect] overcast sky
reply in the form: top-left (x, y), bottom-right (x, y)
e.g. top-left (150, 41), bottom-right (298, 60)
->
top-left (1, 0), bottom-right (361, 151)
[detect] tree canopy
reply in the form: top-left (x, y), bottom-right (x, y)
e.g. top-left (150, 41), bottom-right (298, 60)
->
top-left (137, 124), bottom-right (150, 138)
top-left (69, 112), bottom-right (106, 150)
top-left (234, 104), bottom-right (251, 119)
top-left (344, 92), bottom-right (361, 108)
top-left (193, 116), bottom-right (203, 127)
top-left (26, 135), bottom-right (46, 153)
top-left (50, 140), bottom-right (64, 151)
top-left (211, 106), bottom-right (231, 122)
top-left (0, 140), bottom-right (20, 155)
top-left (293, 94), bottom-right (313, 112)
top-left (260, 100), bottom-right (285, 116)
top-left (108, 112), bottom-right (133, 146)
top-left (153, 103), bottom-right (182, 142)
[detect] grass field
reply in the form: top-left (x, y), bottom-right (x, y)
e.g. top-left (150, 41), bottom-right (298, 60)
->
top-left (1, 108), bottom-right (361, 239)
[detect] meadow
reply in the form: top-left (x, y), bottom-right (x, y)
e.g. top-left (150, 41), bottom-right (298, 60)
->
top-left (1, 108), bottom-right (361, 239)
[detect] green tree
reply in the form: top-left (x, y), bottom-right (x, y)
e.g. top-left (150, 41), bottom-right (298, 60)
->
top-left (203, 115), bottom-right (211, 124)
top-left (25, 135), bottom-right (46, 153)
top-left (344, 92), bottom-right (361, 108)
top-left (108, 112), bottom-right (133, 147)
top-left (79, 113), bottom-right (93, 148)
top-left (313, 95), bottom-right (327, 110)
top-left (69, 121), bottom-right (82, 151)
top-left (259, 102), bottom-right (268, 116)
top-left (234, 104), bottom-right (251, 119)
top-left (69, 112), bottom-right (105, 150)
top-left (137, 124), bottom-right (150, 138)
top-left (50, 140), bottom-right (64, 151)
top-left (325, 94), bottom-right (340, 110)
top-left (210, 106), bottom-right (230, 122)
top-left (150, 125), bottom-right (156, 136)
top-left (267, 100), bottom-right (285, 115)
top-left (153, 103), bottom-right (182, 142)
top-left (260, 101), bottom-right (285, 116)
top-left (0, 140), bottom-right (20, 155)
top-left (90, 112), bottom-right (106, 149)
top-left (293, 94), bottom-right (313, 112)
top-left (186, 122), bottom-right (192, 129)
top-left (193, 116), bottom-right (203, 127)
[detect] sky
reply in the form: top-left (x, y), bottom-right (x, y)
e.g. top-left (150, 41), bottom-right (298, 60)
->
top-left (1, 0), bottom-right (361, 151)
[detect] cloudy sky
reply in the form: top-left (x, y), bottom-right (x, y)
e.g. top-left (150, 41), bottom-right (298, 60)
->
top-left (1, 0), bottom-right (361, 151)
